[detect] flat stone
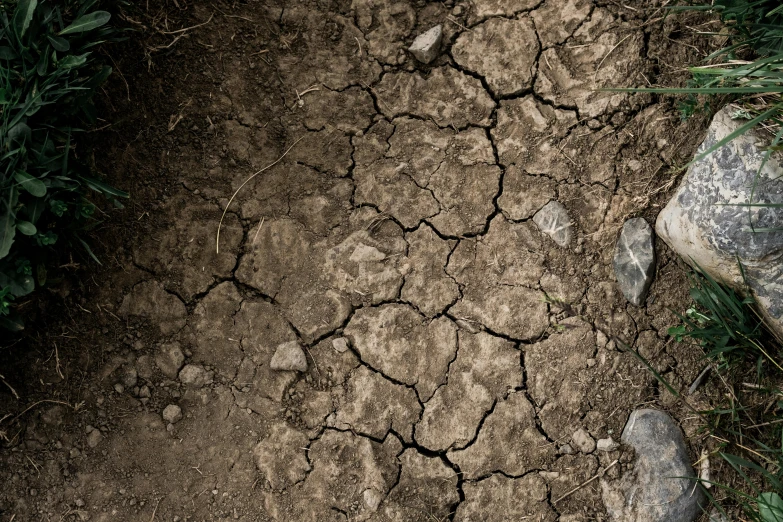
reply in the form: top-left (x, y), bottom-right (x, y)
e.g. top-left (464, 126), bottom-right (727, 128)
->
top-left (408, 25), bottom-right (442, 64)
top-left (597, 437), bottom-right (619, 452)
top-left (534, 201), bottom-right (574, 247)
top-left (178, 364), bottom-right (213, 388)
top-left (375, 449), bottom-right (459, 521)
top-left (452, 17), bottom-right (539, 96)
top-left (401, 225), bottom-right (460, 318)
top-left (86, 430), bottom-right (103, 448)
top-left (375, 67), bottom-right (495, 128)
top-left (253, 422), bottom-right (311, 490)
top-left (331, 337), bottom-right (350, 353)
top-left (416, 331), bottom-right (522, 451)
top-left (456, 474), bottom-right (556, 522)
top-left (656, 106), bottom-right (783, 337)
top-left (334, 366), bottom-right (421, 443)
top-left (601, 409), bottom-right (705, 522)
top-left (155, 342), bottom-right (185, 379)
top-left (344, 304), bottom-right (458, 401)
top-left (270, 341), bottom-right (308, 372)
top-left (162, 404), bottom-right (182, 424)
top-left (613, 218), bottom-right (655, 306)
top-left (572, 428), bottom-right (595, 453)
top-left (448, 392), bottom-right (555, 479)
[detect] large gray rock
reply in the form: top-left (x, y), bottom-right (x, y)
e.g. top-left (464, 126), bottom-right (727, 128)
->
top-left (601, 409), bottom-right (705, 522)
top-left (533, 201), bottom-right (574, 247)
top-left (656, 106), bottom-right (783, 337)
top-left (613, 218), bottom-right (655, 306)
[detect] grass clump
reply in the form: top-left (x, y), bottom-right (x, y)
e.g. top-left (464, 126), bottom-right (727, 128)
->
top-left (658, 265), bottom-right (783, 520)
top-left (0, 0), bottom-right (127, 330)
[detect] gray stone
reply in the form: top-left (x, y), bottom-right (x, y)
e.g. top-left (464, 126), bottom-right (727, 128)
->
top-left (533, 201), bottom-right (574, 247)
top-left (156, 342), bottom-right (185, 379)
top-left (572, 428), bottom-right (595, 453)
top-left (597, 437), bottom-right (619, 452)
top-left (162, 404), bottom-right (183, 424)
top-left (601, 409), bottom-right (705, 522)
top-left (120, 365), bottom-right (138, 389)
top-left (613, 218), bottom-right (655, 306)
top-left (656, 106), bottom-right (783, 337)
top-left (408, 25), bottom-right (442, 64)
top-left (178, 364), bottom-right (213, 388)
top-left (332, 337), bottom-right (350, 353)
top-left (270, 341), bottom-right (308, 372)
top-left (86, 430), bottom-right (102, 448)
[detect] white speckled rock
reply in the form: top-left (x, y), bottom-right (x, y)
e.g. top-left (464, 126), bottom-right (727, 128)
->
top-left (656, 106), bottom-right (783, 337)
top-left (533, 201), bottom-right (573, 247)
top-left (613, 218), bottom-right (655, 306)
top-left (408, 25), bottom-right (442, 64)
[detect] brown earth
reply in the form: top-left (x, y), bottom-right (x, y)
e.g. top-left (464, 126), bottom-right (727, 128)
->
top-left (0, 0), bottom-right (728, 521)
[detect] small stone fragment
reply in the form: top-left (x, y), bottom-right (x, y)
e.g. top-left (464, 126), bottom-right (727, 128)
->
top-left (613, 218), bottom-right (655, 306)
top-left (558, 444), bottom-right (574, 455)
top-left (597, 437), bottom-right (619, 452)
top-left (601, 409), bottom-right (705, 522)
top-left (332, 337), bottom-right (350, 353)
top-left (408, 25), bottom-right (442, 64)
top-left (86, 430), bottom-right (102, 448)
top-left (533, 201), bottom-right (574, 247)
top-left (178, 364), bottom-right (213, 388)
top-left (120, 365), bottom-right (138, 389)
top-left (162, 404), bottom-right (183, 424)
top-left (572, 428), bottom-right (595, 453)
top-left (270, 341), bottom-right (308, 372)
top-left (156, 342), bottom-right (185, 379)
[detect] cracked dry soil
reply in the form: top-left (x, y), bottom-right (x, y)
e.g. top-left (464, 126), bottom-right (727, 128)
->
top-left (0, 0), bottom-right (719, 520)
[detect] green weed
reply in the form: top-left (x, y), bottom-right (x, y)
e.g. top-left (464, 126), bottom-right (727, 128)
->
top-left (0, 0), bottom-right (127, 330)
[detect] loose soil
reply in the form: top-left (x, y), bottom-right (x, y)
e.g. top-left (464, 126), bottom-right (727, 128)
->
top-left (0, 1), bottom-right (728, 520)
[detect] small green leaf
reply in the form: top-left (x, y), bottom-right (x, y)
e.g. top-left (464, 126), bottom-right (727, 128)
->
top-left (14, 171), bottom-right (47, 197)
top-left (57, 53), bottom-right (88, 70)
top-left (59, 11), bottom-right (111, 35)
top-left (80, 175), bottom-right (129, 198)
top-left (759, 492), bottom-right (783, 522)
top-left (12, 0), bottom-right (38, 38)
top-left (0, 187), bottom-right (18, 260)
top-left (0, 46), bottom-right (19, 60)
top-left (16, 220), bottom-right (36, 235)
top-left (46, 35), bottom-right (70, 52)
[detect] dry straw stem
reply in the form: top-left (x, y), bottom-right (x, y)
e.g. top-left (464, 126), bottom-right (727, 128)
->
top-left (216, 136), bottom-right (305, 254)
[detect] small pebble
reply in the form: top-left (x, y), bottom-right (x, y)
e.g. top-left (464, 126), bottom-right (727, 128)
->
top-left (162, 404), bottom-right (183, 424)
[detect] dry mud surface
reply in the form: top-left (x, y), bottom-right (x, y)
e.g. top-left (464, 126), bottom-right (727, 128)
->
top-left (0, 0), bottom-right (718, 520)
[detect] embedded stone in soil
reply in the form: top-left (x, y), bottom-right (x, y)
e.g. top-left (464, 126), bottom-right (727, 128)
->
top-left (343, 304), bottom-right (458, 402)
top-left (452, 17), bottom-right (539, 97)
top-left (415, 330), bottom-right (522, 452)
